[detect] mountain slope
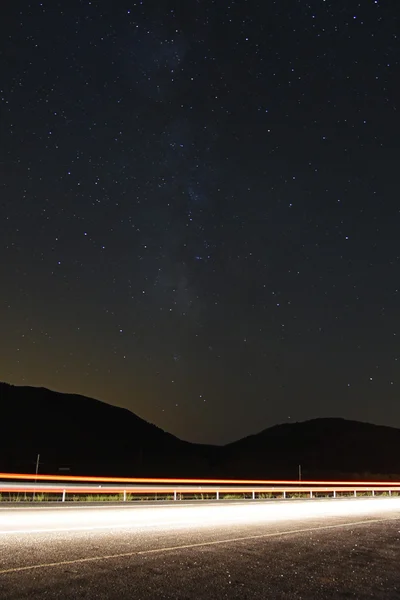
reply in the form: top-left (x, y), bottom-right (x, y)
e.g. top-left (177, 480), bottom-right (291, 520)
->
top-left (1, 382), bottom-right (399, 479)
top-left (222, 417), bottom-right (400, 479)
top-left (0, 382), bottom-right (215, 476)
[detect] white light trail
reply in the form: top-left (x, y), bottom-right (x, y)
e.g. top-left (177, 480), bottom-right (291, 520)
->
top-left (1, 498), bottom-right (399, 535)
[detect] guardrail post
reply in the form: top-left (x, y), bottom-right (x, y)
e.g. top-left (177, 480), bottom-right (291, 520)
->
top-left (252, 490), bottom-right (255, 500)
top-left (62, 489), bottom-right (66, 502)
top-left (174, 490), bottom-right (177, 501)
top-left (333, 490), bottom-right (336, 498)
top-left (283, 491), bottom-right (286, 499)
top-left (216, 491), bottom-right (219, 500)
top-left (389, 490), bottom-right (392, 496)
top-left (123, 490), bottom-right (127, 502)
top-left (310, 491), bottom-right (313, 499)
top-left (372, 490), bottom-right (375, 497)
top-left (354, 490), bottom-right (357, 497)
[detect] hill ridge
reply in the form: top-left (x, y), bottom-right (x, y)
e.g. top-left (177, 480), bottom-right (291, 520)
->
top-left (1, 381), bottom-right (399, 479)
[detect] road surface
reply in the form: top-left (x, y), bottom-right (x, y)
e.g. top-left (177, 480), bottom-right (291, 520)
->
top-left (0, 498), bottom-right (399, 599)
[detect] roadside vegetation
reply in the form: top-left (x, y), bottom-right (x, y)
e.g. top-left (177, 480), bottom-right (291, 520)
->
top-left (0, 489), bottom-right (398, 503)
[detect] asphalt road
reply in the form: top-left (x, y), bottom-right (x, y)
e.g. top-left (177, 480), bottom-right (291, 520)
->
top-left (0, 498), bottom-right (399, 599)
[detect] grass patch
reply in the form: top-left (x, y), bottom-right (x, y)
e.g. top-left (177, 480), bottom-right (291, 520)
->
top-left (1, 489), bottom-right (399, 503)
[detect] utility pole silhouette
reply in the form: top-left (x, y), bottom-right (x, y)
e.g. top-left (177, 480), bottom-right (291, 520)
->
top-left (33, 453), bottom-right (41, 501)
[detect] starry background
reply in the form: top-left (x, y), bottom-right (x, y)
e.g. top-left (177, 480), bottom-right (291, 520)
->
top-left (1, 0), bottom-right (399, 445)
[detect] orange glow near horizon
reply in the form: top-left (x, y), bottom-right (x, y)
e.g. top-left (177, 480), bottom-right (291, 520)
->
top-left (0, 472), bottom-right (399, 486)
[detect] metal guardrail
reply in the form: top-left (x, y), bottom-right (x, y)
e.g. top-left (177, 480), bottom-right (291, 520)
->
top-left (1, 473), bottom-right (400, 502)
top-left (1, 483), bottom-right (400, 502)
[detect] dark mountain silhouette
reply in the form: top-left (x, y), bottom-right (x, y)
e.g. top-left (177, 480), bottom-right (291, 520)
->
top-left (1, 382), bottom-right (399, 479)
top-left (0, 382), bottom-right (217, 477)
top-left (222, 418), bottom-right (400, 480)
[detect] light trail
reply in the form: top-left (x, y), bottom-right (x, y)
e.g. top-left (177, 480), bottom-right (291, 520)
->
top-left (1, 471), bottom-right (399, 486)
top-left (1, 497), bottom-right (399, 536)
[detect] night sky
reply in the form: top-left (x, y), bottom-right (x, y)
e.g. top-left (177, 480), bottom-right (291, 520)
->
top-left (1, 0), bottom-right (399, 445)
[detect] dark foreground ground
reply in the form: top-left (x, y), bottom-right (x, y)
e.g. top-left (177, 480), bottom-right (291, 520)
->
top-left (0, 499), bottom-right (399, 599)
